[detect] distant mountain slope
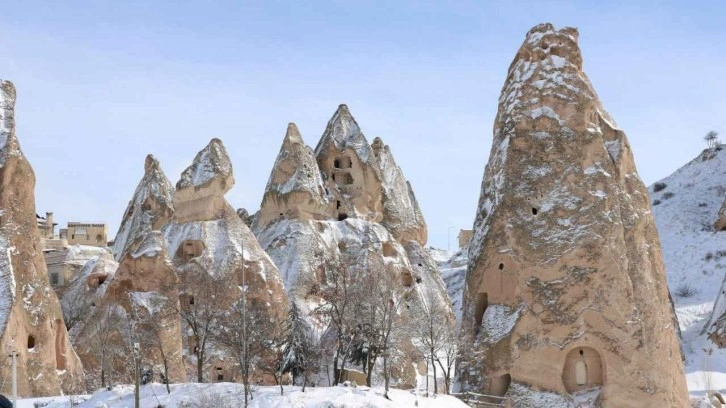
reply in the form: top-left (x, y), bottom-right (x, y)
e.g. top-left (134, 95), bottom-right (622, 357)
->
top-left (647, 146), bottom-right (726, 393)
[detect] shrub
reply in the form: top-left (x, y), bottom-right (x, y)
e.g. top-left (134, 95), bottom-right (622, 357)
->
top-left (706, 252), bottom-right (715, 261)
top-left (663, 192), bottom-right (675, 200)
top-left (653, 182), bottom-right (667, 192)
top-left (652, 200), bottom-right (662, 206)
top-left (675, 283), bottom-right (698, 298)
top-left (699, 203), bottom-right (708, 207)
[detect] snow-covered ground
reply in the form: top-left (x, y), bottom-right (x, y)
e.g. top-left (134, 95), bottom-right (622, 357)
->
top-left (648, 146), bottom-right (726, 399)
top-left (18, 383), bottom-right (468, 408)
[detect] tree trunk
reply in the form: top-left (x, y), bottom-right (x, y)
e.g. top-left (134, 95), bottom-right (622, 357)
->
top-left (332, 348), bottom-right (340, 385)
top-left (302, 371), bottom-right (308, 392)
top-left (383, 354), bottom-right (390, 399)
top-left (431, 350), bottom-right (438, 395)
top-left (197, 349), bottom-right (204, 383)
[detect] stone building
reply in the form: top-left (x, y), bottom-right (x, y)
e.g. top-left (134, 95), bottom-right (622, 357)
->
top-left (60, 222), bottom-right (108, 247)
top-left (457, 229), bottom-right (472, 248)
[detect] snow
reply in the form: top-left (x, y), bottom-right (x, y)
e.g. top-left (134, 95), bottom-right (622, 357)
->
top-left (112, 155), bottom-right (174, 261)
top-left (647, 146), bottom-right (726, 399)
top-left (0, 80), bottom-right (17, 167)
top-left (176, 138), bottom-right (232, 190)
top-left (431, 247), bottom-right (467, 321)
top-left (0, 235), bottom-right (16, 335)
top-left (313, 105), bottom-right (375, 166)
top-left (131, 231), bottom-right (165, 259)
top-left (27, 383), bottom-right (468, 408)
top-left (478, 303), bottom-right (521, 344)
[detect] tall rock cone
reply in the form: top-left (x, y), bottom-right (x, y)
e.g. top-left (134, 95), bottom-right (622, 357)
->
top-left (255, 107), bottom-right (453, 388)
top-left (459, 24), bottom-right (688, 407)
top-left (255, 123), bottom-right (330, 228)
top-left (112, 154), bottom-right (174, 261)
top-left (314, 104), bottom-right (384, 222)
top-left (164, 138), bottom-right (288, 382)
top-left (0, 80), bottom-right (84, 396)
top-left (106, 231), bottom-right (185, 383)
top-left (371, 137), bottom-right (427, 245)
top-left (173, 138), bottom-right (234, 223)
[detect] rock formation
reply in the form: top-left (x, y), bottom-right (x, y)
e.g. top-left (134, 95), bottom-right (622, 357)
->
top-left (256, 123), bottom-right (330, 228)
top-left (112, 154), bottom-right (174, 261)
top-left (459, 24), bottom-right (689, 407)
top-left (173, 138), bottom-right (234, 223)
top-left (164, 138), bottom-right (289, 381)
top-left (254, 107), bottom-right (453, 388)
top-left (0, 80), bottom-right (84, 396)
top-left (372, 137), bottom-right (427, 246)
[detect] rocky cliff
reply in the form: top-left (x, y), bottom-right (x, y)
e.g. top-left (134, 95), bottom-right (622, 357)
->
top-left (112, 155), bottom-right (175, 261)
top-left (254, 107), bottom-right (452, 388)
top-left (459, 24), bottom-right (689, 407)
top-left (0, 80), bottom-right (84, 396)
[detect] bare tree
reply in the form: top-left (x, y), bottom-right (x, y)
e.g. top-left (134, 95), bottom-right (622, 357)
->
top-left (313, 258), bottom-right (369, 385)
top-left (132, 292), bottom-right (180, 394)
top-left (84, 300), bottom-right (131, 388)
top-left (176, 264), bottom-right (234, 383)
top-left (705, 130), bottom-right (720, 149)
top-left (408, 289), bottom-right (456, 396)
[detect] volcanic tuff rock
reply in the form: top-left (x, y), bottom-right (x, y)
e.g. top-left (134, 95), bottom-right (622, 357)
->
top-left (256, 123), bottom-right (330, 228)
top-left (0, 80), bottom-right (84, 396)
top-left (173, 138), bottom-right (234, 223)
top-left (372, 137), bottom-right (427, 245)
top-left (112, 154), bottom-right (175, 261)
top-left (459, 24), bottom-right (688, 407)
top-left (254, 106), bottom-right (452, 387)
top-left (164, 138), bottom-right (289, 375)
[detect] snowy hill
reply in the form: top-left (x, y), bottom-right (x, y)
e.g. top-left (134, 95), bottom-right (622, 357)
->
top-left (647, 146), bottom-right (726, 396)
top-left (20, 383), bottom-right (468, 408)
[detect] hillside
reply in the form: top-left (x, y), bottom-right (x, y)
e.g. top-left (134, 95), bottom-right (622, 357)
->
top-left (647, 145), bottom-right (726, 396)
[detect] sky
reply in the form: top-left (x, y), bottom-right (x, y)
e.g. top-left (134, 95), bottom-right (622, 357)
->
top-left (1, 1), bottom-right (725, 250)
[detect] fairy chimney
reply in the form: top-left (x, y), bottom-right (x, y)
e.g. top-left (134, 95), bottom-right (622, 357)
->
top-left (0, 80), bottom-right (85, 396)
top-left (459, 24), bottom-right (689, 407)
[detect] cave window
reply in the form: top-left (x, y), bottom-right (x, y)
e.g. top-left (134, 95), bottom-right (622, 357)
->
top-left (178, 240), bottom-right (205, 263)
top-left (490, 373), bottom-right (511, 397)
top-left (415, 277), bottom-right (422, 284)
top-left (50, 272), bottom-right (59, 286)
top-left (28, 335), bottom-right (35, 349)
top-left (562, 347), bottom-right (604, 393)
top-left (189, 296), bottom-right (195, 305)
top-left (97, 275), bottom-right (107, 285)
top-left (334, 157), bottom-right (352, 169)
top-left (532, 207), bottom-right (538, 216)
top-left (498, 263), bottom-right (504, 270)
top-left (332, 173), bottom-right (336, 181)
top-left (338, 213), bottom-right (348, 221)
top-left (339, 173), bottom-right (354, 185)
top-left (336, 200), bottom-right (341, 209)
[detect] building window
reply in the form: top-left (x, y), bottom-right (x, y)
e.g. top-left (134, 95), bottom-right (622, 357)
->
top-left (216, 367), bottom-right (224, 381)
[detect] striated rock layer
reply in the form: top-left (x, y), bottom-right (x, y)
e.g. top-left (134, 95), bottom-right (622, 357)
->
top-left (254, 107), bottom-right (451, 388)
top-left (0, 80), bottom-right (84, 396)
top-left (459, 24), bottom-right (688, 407)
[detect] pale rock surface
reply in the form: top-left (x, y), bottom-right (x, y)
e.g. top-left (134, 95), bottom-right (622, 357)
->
top-left (105, 231), bottom-right (186, 383)
top-left (111, 155), bottom-right (174, 261)
top-left (0, 80), bottom-right (84, 396)
top-left (372, 137), bottom-right (427, 245)
top-left (459, 24), bottom-right (688, 407)
top-left (314, 105), bottom-right (384, 223)
top-left (164, 139), bottom-right (289, 375)
top-left (173, 138), bottom-right (234, 223)
top-left (256, 123), bottom-right (330, 228)
top-left (254, 107), bottom-right (452, 388)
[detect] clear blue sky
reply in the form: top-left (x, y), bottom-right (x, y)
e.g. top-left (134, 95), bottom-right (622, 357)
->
top-left (1, 1), bottom-right (725, 250)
